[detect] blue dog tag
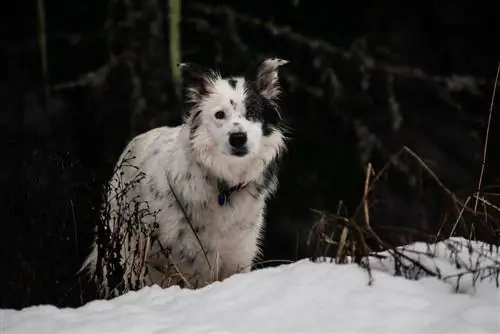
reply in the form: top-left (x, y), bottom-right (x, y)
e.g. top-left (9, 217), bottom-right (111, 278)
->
top-left (218, 192), bottom-right (227, 206)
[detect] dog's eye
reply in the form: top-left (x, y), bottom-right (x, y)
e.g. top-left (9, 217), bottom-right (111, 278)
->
top-left (214, 110), bottom-right (225, 119)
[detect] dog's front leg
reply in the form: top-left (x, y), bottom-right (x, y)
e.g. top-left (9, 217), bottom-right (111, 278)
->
top-left (218, 221), bottom-right (263, 280)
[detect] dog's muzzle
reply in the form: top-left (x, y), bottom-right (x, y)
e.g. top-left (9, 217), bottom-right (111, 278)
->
top-left (228, 131), bottom-right (248, 156)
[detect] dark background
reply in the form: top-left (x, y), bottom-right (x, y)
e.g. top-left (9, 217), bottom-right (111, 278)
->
top-left (1, 0), bottom-right (499, 309)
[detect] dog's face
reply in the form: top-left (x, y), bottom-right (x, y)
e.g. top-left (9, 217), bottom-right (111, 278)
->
top-left (181, 58), bottom-right (288, 165)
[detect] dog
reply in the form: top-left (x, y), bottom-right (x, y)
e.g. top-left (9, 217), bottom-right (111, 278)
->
top-left (80, 57), bottom-right (290, 298)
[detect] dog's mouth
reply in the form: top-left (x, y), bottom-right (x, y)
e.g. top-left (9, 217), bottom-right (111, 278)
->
top-left (230, 148), bottom-right (249, 157)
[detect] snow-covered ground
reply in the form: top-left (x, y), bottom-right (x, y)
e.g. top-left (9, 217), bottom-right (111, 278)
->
top-left (2, 237), bottom-right (499, 334)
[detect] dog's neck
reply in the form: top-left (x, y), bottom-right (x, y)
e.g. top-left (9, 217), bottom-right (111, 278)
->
top-left (197, 165), bottom-right (250, 206)
top-left (216, 179), bottom-right (249, 206)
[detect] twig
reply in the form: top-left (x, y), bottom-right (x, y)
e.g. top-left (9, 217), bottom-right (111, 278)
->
top-left (445, 196), bottom-right (471, 241)
top-left (250, 259), bottom-right (294, 269)
top-left (441, 265), bottom-right (499, 281)
top-left (70, 199), bottom-right (84, 305)
top-left (387, 248), bottom-right (439, 278)
top-left (403, 146), bottom-right (459, 202)
top-left (473, 194), bottom-right (500, 213)
top-left (444, 196), bottom-right (470, 242)
top-left (474, 61), bottom-right (500, 212)
top-left (336, 226), bottom-right (349, 262)
top-left (167, 251), bottom-right (193, 289)
top-left (363, 163), bottom-right (374, 227)
top-left (166, 173), bottom-right (212, 270)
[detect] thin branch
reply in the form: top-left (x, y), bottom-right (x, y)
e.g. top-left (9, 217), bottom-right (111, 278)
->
top-left (363, 162), bottom-right (374, 228)
top-left (166, 173), bottom-right (212, 271)
top-left (474, 61), bottom-right (500, 212)
top-left (402, 146), bottom-right (463, 207)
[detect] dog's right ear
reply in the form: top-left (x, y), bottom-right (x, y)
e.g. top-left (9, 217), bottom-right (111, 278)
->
top-left (255, 58), bottom-right (289, 101)
top-left (178, 63), bottom-right (214, 104)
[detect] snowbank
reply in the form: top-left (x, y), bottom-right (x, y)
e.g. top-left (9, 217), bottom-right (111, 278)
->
top-left (2, 238), bottom-right (499, 333)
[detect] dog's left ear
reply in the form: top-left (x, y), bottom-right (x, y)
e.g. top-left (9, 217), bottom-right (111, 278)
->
top-left (178, 62), bottom-right (214, 104)
top-left (256, 58), bottom-right (289, 101)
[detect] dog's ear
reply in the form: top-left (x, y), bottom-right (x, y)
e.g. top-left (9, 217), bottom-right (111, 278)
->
top-left (178, 62), bottom-right (214, 104)
top-left (255, 58), bottom-right (289, 101)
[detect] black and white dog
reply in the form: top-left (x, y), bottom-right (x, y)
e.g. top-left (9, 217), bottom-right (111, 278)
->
top-left (81, 58), bottom-right (289, 297)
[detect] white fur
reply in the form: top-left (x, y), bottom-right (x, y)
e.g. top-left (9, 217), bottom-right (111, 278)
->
top-left (81, 58), bottom-right (289, 298)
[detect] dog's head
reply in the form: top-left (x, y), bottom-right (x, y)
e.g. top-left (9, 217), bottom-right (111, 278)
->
top-left (180, 58), bottom-right (289, 183)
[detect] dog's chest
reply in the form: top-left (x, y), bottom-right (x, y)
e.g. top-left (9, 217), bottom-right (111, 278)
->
top-left (188, 186), bottom-right (263, 233)
top-left (152, 178), bottom-right (264, 247)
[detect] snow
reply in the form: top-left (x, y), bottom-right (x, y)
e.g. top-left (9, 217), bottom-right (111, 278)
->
top-left (2, 237), bottom-right (499, 334)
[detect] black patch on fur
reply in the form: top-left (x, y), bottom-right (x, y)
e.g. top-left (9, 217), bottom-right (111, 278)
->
top-left (249, 191), bottom-right (260, 200)
top-left (228, 78), bottom-right (238, 89)
top-left (230, 99), bottom-right (236, 108)
top-left (218, 179), bottom-right (231, 192)
top-left (161, 245), bottom-right (173, 255)
top-left (154, 190), bottom-right (163, 200)
top-left (178, 248), bottom-right (186, 260)
top-left (243, 82), bottom-right (281, 136)
top-left (193, 224), bottom-right (205, 234)
top-left (178, 228), bottom-right (186, 240)
top-left (181, 64), bottom-right (211, 91)
top-left (186, 256), bottom-right (196, 265)
top-left (152, 149), bottom-right (160, 156)
top-left (183, 202), bottom-right (191, 215)
top-left (149, 182), bottom-right (164, 200)
top-left (181, 63), bottom-right (213, 117)
top-left (189, 110), bottom-right (202, 141)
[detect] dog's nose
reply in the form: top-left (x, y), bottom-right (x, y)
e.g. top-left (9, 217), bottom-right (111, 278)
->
top-left (228, 132), bottom-right (247, 148)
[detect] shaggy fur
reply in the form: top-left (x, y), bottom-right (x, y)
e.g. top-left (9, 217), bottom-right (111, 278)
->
top-left (81, 58), bottom-right (289, 298)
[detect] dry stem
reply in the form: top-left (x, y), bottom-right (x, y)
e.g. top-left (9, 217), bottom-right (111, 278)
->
top-left (474, 61), bottom-right (500, 212)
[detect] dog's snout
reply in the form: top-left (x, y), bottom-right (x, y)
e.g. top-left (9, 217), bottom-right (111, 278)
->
top-left (228, 132), bottom-right (247, 149)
